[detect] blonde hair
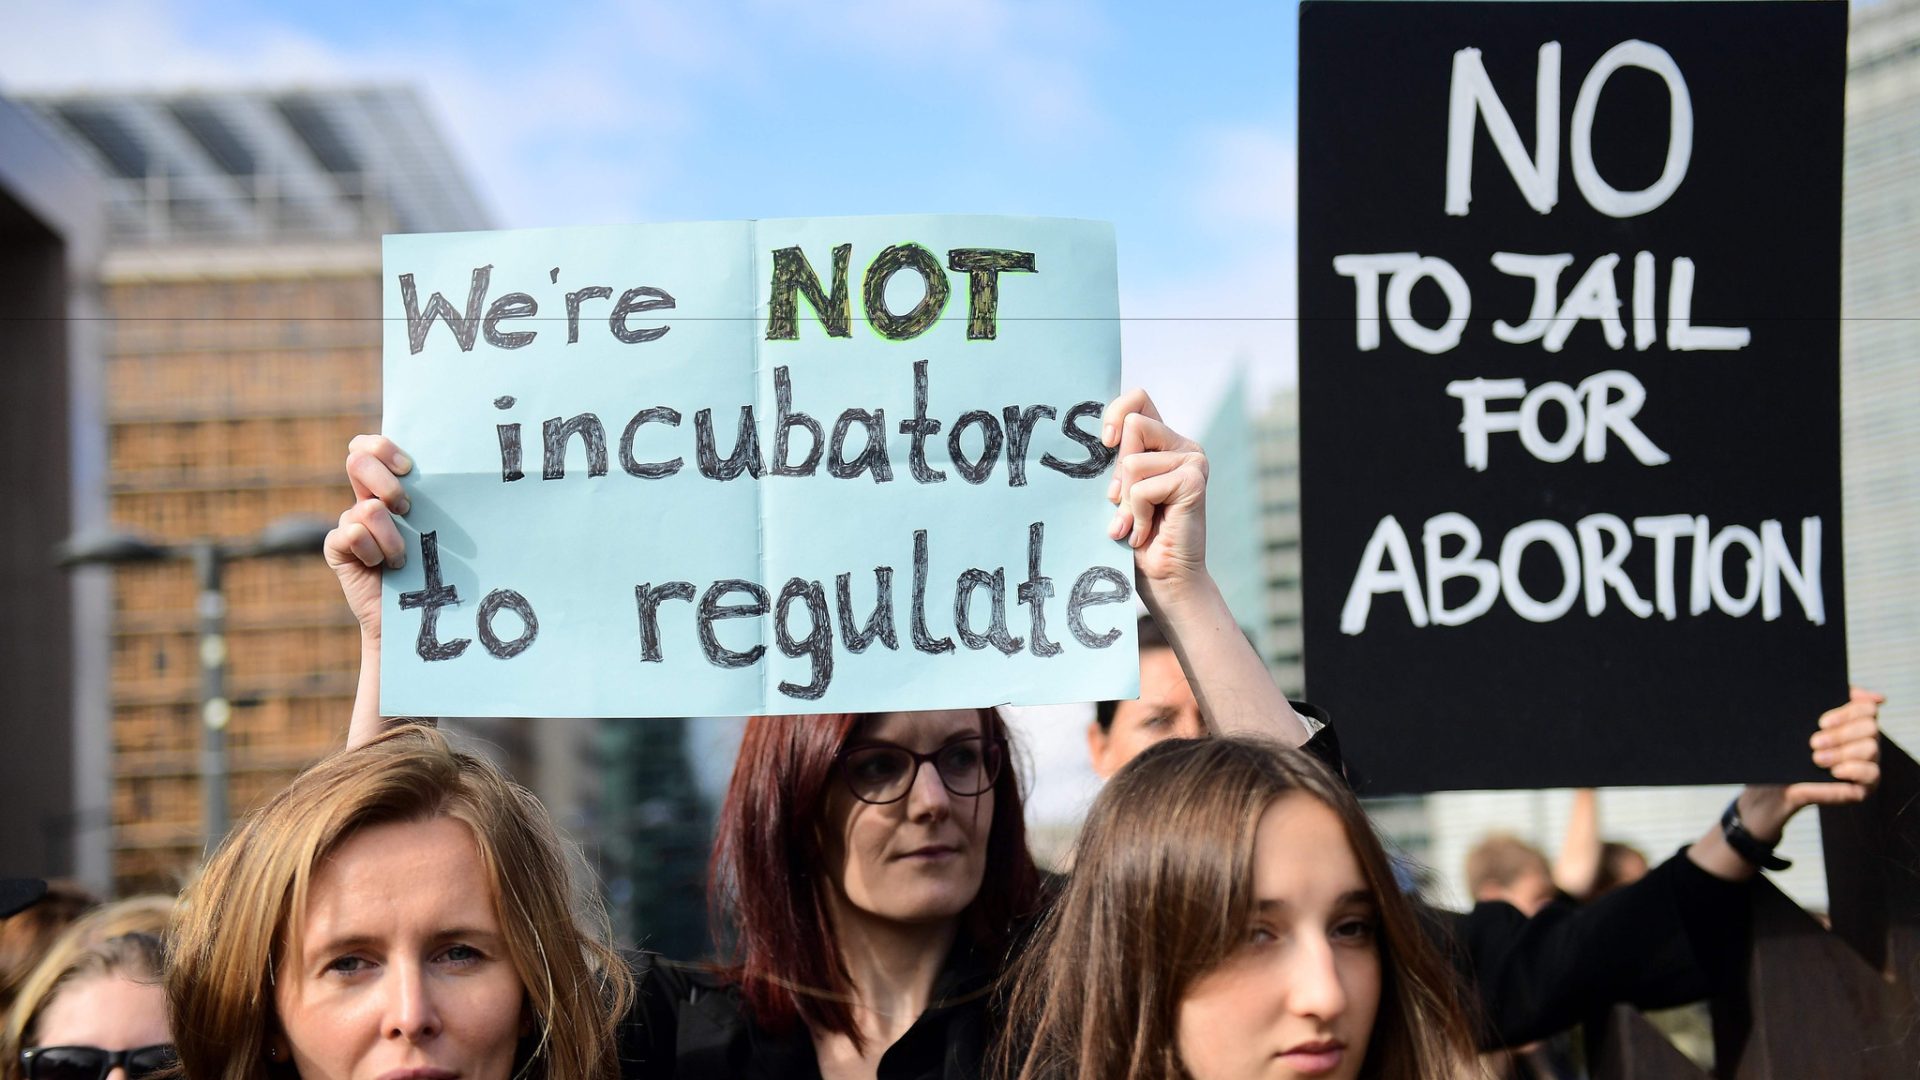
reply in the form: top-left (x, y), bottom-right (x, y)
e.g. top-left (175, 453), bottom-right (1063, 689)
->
top-left (166, 724), bottom-right (631, 1080)
top-left (998, 737), bottom-right (1483, 1080)
top-left (3, 932), bottom-right (166, 1080)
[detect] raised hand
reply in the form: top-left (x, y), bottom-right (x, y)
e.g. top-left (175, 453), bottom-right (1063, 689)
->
top-left (1689, 688), bottom-right (1884, 880)
top-left (1761, 686), bottom-right (1885, 825)
top-left (323, 435), bottom-right (413, 641)
top-left (1100, 388), bottom-right (1209, 596)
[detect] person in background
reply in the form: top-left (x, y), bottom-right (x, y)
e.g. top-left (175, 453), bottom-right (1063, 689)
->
top-left (1460, 836), bottom-right (1575, 1077)
top-left (1087, 613), bottom-right (1336, 781)
top-left (1588, 842), bottom-right (1650, 901)
top-left (3, 892), bottom-right (175, 1078)
top-left (1551, 790), bottom-right (1649, 905)
top-left (1463, 835), bottom-right (1558, 918)
top-left (0, 883), bottom-right (96, 1018)
top-left (2, 933), bottom-right (169, 1080)
top-left (1086, 615), bottom-right (1203, 777)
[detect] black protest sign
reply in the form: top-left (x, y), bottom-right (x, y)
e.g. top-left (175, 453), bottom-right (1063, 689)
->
top-left (1297, 1), bottom-right (1848, 792)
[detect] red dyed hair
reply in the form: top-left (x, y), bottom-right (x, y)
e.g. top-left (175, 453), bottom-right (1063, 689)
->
top-left (709, 708), bottom-right (1042, 1046)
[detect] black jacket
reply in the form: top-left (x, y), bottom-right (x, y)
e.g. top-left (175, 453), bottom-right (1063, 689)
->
top-left (620, 933), bottom-right (1000, 1080)
top-left (614, 708), bottom-right (1748, 1076)
top-left (1441, 850), bottom-right (1749, 1047)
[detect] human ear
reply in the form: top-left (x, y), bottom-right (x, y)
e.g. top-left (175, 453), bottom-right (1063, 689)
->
top-left (1087, 721), bottom-right (1113, 779)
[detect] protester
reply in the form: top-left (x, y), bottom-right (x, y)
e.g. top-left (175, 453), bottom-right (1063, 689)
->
top-left (165, 725), bottom-right (631, 1080)
top-left (4, 892), bottom-right (175, 1078)
top-left (1463, 835), bottom-right (1557, 918)
top-left (1458, 835), bottom-right (1574, 1079)
top-left (1000, 736), bottom-right (1483, 1080)
top-left (0, 882), bottom-right (96, 1018)
top-left (2, 933), bottom-right (169, 1080)
top-left (1088, 614), bottom-right (1340, 782)
top-left (1588, 842), bottom-right (1650, 901)
top-left (1550, 790), bottom-right (1649, 904)
top-left (325, 391), bottom-right (1319, 1078)
top-left (1093, 614), bottom-right (1885, 1055)
top-left (629, 707), bottom-right (1036, 1076)
top-left (1087, 615), bottom-right (1205, 777)
top-left (319, 385), bottom-right (1883, 1075)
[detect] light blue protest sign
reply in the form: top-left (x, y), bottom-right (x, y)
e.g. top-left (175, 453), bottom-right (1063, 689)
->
top-left (380, 215), bottom-right (1137, 717)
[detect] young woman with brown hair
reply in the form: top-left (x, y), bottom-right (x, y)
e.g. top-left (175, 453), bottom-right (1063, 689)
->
top-left (999, 737), bottom-right (1482, 1080)
top-left (164, 725), bottom-right (632, 1080)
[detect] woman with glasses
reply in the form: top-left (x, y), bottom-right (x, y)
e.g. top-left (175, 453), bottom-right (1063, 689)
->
top-left (626, 707), bottom-right (1038, 1078)
top-left (324, 391), bottom-right (1309, 1079)
top-left (4, 934), bottom-right (171, 1080)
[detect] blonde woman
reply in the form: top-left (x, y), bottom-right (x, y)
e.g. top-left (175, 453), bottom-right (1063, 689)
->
top-left (4, 933), bottom-right (170, 1080)
top-left (165, 725), bottom-right (632, 1080)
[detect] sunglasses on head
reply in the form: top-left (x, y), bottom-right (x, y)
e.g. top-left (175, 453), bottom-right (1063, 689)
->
top-left (21, 1045), bottom-right (177, 1080)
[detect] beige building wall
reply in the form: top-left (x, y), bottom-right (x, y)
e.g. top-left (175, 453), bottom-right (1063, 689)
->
top-left (1840, 0), bottom-right (1920, 753)
top-left (101, 247), bottom-right (377, 890)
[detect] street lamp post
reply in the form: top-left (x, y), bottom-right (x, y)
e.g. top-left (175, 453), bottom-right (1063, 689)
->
top-left (59, 516), bottom-right (333, 847)
top-left (191, 541), bottom-right (229, 844)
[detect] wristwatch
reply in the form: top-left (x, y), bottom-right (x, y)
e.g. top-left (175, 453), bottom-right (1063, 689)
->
top-left (1721, 798), bottom-right (1792, 872)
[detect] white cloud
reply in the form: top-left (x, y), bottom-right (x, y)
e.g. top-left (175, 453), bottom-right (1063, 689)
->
top-left (1193, 126), bottom-right (1296, 234)
top-left (0, 0), bottom-right (1121, 225)
top-left (744, 0), bottom-right (1111, 144)
top-left (1117, 125), bottom-right (1299, 436)
top-left (1119, 259), bottom-right (1298, 439)
top-left (0, 0), bottom-right (339, 88)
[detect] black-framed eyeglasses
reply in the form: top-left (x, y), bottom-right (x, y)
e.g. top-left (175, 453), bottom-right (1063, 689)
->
top-left (21, 1045), bottom-right (177, 1080)
top-left (835, 735), bottom-right (1006, 805)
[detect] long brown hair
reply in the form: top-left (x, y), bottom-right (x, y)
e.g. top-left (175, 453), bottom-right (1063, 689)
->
top-left (166, 724), bottom-right (632, 1080)
top-left (710, 709), bottom-right (1042, 1048)
top-left (997, 737), bottom-right (1480, 1080)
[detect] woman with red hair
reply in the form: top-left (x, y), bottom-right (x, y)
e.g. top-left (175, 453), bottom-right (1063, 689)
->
top-left (326, 390), bottom-right (1311, 1079)
top-left (628, 706), bottom-right (1041, 1078)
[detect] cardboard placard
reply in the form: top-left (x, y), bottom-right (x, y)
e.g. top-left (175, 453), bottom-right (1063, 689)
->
top-left (381, 215), bottom-right (1137, 717)
top-left (1298, 1), bottom-right (1848, 791)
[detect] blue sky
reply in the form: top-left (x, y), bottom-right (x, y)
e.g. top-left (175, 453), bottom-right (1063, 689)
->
top-left (2, 0), bottom-right (1313, 819)
top-left (0, 0), bottom-right (1305, 433)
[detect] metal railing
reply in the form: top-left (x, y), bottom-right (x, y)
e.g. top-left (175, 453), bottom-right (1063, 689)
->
top-left (101, 169), bottom-right (397, 244)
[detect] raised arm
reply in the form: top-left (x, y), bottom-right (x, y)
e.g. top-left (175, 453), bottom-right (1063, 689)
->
top-left (1554, 789), bottom-right (1602, 899)
top-left (323, 435), bottom-right (414, 749)
top-left (1684, 686), bottom-right (1883, 882)
top-left (1101, 389), bottom-right (1309, 747)
top-left (1456, 688), bottom-right (1886, 1047)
